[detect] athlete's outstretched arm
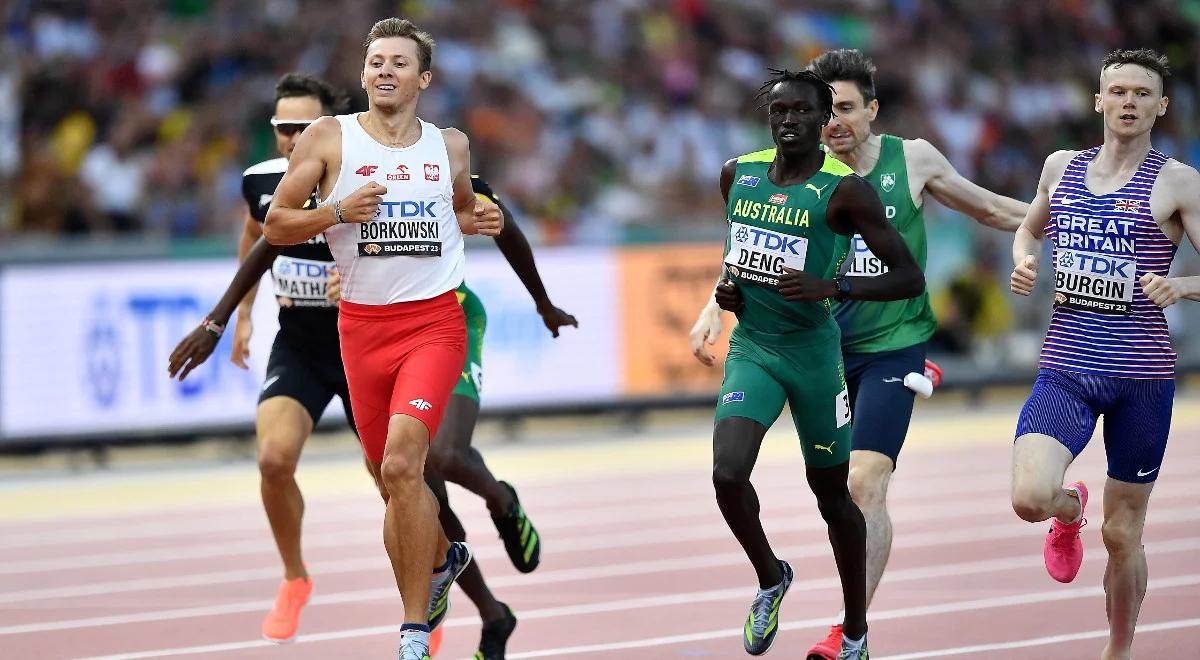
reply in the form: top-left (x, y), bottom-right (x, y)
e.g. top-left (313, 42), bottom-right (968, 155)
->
top-left (231, 213), bottom-right (264, 369)
top-left (909, 139), bottom-right (1028, 231)
top-left (807, 175), bottom-right (923, 301)
top-left (1141, 162), bottom-right (1200, 306)
top-left (1010, 151), bottom-right (1067, 296)
top-left (444, 129), bottom-right (501, 237)
top-left (690, 158), bottom-right (741, 365)
top-left (490, 198), bottom-right (577, 336)
top-left (168, 236), bottom-right (283, 380)
top-left (264, 118), bottom-right (342, 245)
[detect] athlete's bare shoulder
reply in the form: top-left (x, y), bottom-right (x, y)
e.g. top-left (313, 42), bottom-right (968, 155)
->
top-left (440, 126), bottom-right (469, 151)
top-left (1155, 158), bottom-right (1200, 219)
top-left (1159, 157), bottom-right (1200, 186)
top-left (1039, 150), bottom-right (1079, 191)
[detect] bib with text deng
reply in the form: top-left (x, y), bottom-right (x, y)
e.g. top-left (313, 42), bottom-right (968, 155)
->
top-left (724, 222), bottom-right (808, 286)
top-left (1052, 212), bottom-right (1137, 315)
top-left (357, 200), bottom-right (442, 257)
top-left (272, 256), bottom-right (335, 308)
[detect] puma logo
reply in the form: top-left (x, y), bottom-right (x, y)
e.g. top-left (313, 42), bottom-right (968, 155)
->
top-left (813, 440), bottom-right (836, 454)
top-left (806, 183), bottom-right (829, 199)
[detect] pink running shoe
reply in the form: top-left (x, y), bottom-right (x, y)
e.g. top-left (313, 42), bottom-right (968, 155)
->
top-left (1044, 481), bottom-right (1088, 583)
top-left (262, 576), bottom-right (312, 643)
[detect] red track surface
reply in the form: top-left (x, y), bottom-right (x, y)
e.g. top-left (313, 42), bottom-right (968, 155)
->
top-left (1, 411), bottom-right (1198, 659)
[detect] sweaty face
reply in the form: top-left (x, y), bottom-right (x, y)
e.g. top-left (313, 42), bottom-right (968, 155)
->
top-left (767, 81), bottom-right (827, 153)
top-left (1095, 63), bottom-right (1167, 138)
top-left (823, 81), bottom-right (877, 155)
top-left (272, 95), bottom-right (324, 159)
top-left (361, 36), bottom-right (431, 110)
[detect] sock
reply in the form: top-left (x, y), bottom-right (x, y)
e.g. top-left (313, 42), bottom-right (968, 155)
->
top-left (842, 633), bottom-right (865, 650)
top-left (432, 548), bottom-right (453, 575)
top-left (401, 623), bottom-right (431, 648)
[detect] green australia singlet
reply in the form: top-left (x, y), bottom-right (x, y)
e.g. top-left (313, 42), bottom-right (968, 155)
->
top-left (834, 134), bottom-right (936, 353)
top-left (723, 148), bottom-right (853, 342)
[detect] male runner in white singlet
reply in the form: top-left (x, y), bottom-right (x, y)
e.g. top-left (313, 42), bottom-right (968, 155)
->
top-left (264, 18), bottom-right (501, 660)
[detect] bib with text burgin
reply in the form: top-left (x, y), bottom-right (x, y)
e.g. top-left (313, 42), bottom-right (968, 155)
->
top-left (272, 256), bottom-right (335, 308)
top-left (357, 200), bottom-right (443, 257)
top-left (723, 222), bottom-right (808, 286)
top-left (1053, 248), bottom-right (1134, 315)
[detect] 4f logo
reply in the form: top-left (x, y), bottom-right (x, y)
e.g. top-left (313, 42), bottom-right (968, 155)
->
top-left (356, 165), bottom-right (379, 176)
top-left (409, 398), bottom-right (433, 411)
top-left (424, 164), bottom-right (440, 181)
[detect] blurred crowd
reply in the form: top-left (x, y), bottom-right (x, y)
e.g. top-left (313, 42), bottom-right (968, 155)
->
top-left (5, 0), bottom-right (1198, 241)
top-left (4, 0), bottom-right (1200, 358)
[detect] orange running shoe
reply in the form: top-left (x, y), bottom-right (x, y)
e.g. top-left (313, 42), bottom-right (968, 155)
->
top-left (429, 626), bottom-right (444, 656)
top-left (1044, 481), bottom-right (1088, 583)
top-left (806, 623), bottom-right (843, 660)
top-left (261, 576), bottom-right (312, 643)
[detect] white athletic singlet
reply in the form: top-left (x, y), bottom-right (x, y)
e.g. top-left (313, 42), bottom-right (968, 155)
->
top-left (320, 114), bottom-right (464, 304)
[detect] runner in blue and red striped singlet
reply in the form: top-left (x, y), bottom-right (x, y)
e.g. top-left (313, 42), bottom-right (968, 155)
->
top-left (1008, 49), bottom-right (1200, 660)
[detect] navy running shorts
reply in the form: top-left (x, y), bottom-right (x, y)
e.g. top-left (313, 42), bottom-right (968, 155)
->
top-left (842, 343), bottom-right (926, 468)
top-left (260, 333), bottom-right (354, 428)
top-left (1015, 368), bottom-right (1174, 484)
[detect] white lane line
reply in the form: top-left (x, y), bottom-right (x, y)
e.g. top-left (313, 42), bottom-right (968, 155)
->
top-left (10, 441), bottom-right (1193, 551)
top-left (875, 617), bottom-right (1200, 659)
top-left (8, 531), bottom-right (1199, 637)
top-left (74, 574), bottom-right (1200, 659)
top-left (5, 473), bottom-right (1198, 578)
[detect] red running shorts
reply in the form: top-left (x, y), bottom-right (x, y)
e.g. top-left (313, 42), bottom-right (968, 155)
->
top-left (338, 290), bottom-right (466, 463)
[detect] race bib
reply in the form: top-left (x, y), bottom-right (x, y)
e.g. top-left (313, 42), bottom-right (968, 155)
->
top-left (844, 234), bottom-right (888, 277)
top-left (272, 256), bottom-right (334, 308)
top-left (835, 387), bottom-right (851, 428)
top-left (723, 222), bottom-right (807, 286)
top-left (357, 201), bottom-right (442, 257)
top-left (1053, 248), bottom-right (1135, 315)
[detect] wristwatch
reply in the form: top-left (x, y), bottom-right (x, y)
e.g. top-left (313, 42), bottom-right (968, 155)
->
top-left (833, 276), bottom-right (852, 302)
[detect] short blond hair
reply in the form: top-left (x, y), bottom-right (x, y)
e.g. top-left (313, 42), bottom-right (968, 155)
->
top-left (364, 18), bottom-right (434, 72)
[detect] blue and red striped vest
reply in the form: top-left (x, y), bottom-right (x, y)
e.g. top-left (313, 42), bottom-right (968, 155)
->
top-left (1041, 147), bottom-right (1177, 379)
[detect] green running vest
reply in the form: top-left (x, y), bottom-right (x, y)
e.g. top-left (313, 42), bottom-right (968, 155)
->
top-left (723, 149), bottom-right (852, 341)
top-left (833, 134), bottom-right (937, 353)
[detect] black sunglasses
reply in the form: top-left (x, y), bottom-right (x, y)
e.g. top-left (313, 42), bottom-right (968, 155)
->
top-left (270, 118), bottom-right (314, 137)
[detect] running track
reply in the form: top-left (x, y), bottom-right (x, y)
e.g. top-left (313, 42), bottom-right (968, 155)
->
top-left (1, 397), bottom-right (1198, 659)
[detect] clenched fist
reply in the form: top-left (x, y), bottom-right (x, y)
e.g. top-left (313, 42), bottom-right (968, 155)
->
top-left (1011, 254), bottom-right (1038, 296)
top-left (1140, 272), bottom-right (1180, 307)
top-left (473, 197), bottom-right (503, 236)
top-left (339, 182), bottom-right (387, 223)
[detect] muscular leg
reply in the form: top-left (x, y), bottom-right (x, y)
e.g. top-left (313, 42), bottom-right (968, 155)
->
top-left (847, 450), bottom-right (893, 608)
top-left (427, 395), bottom-right (513, 516)
top-left (1011, 433), bottom-right (1080, 524)
top-left (425, 470), bottom-right (508, 622)
top-left (807, 461), bottom-right (867, 640)
top-left (378, 414), bottom-right (451, 624)
top-left (256, 396), bottom-right (314, 580)
top-left (712, 417), bottom-right (782, 588)
top-left (1100, 479), bottom-right (1154, 660)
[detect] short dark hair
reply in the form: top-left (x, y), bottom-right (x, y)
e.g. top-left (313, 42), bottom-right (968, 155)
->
top-left (758, 68), bottom-right (834, 125)
top-left (274, 73), bottom-right (348, 114)
top-left (1101, 49), bottom-right (1170, 91)
top-left (365, 18), bottom-right (435, 72)
top-left (806, 49), bottom-right (877, 104)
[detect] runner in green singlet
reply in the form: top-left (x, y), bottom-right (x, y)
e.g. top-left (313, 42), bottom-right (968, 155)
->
top-left (693, 50), bottom-right (1028, 659)
top-left (711, 69), bottom-right (924, 659)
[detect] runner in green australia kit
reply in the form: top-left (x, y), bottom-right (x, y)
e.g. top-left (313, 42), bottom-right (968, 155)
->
top-left (693, 50), bottom-right (1028, 660)
top-left (710, 68), bottom-right (924, 659)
